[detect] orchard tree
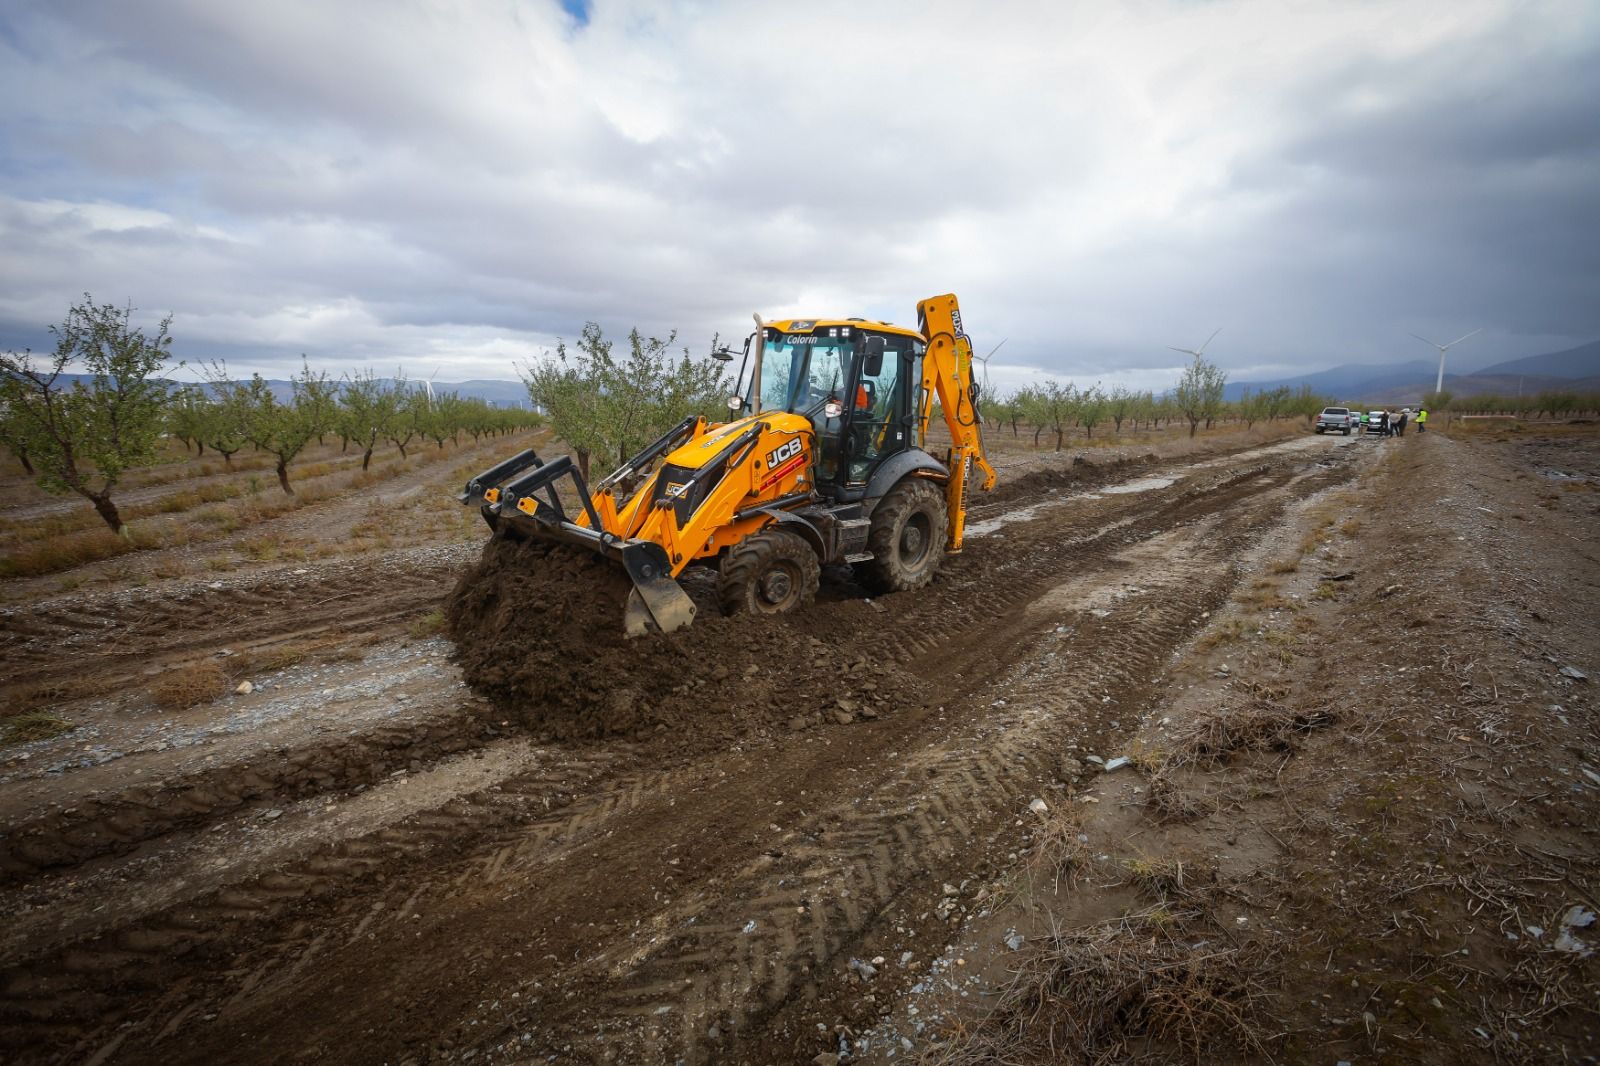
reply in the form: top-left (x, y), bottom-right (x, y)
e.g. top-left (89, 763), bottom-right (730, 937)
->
top-left (1105, 385), bottom-right (1133, 434)
top-left (208, 361), bottom-right (332, 493)
top-left (0, 296), bottom-right (175, 532)
top-left (1, 400), bottom-right (36, 474)
top-left (1173, 354), bottom-right (1227, 438)
top-left (1040, 381), bottom-right (1076, 450)
top-left (338, 369), bottom-right (400, 470)
top-left (521, 322), bottom-right (727, 479)
top-left (1077, 385), bottom-right (1107, 439)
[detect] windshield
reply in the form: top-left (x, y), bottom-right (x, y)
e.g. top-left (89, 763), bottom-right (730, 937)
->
top-left (751, 333), bottom-right (854, 413)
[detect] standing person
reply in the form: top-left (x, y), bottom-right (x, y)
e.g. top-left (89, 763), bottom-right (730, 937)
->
top-left (1397, 409), bottom-right (1409, 436)
top-left (1417, 407), bottom-right (1428, 433)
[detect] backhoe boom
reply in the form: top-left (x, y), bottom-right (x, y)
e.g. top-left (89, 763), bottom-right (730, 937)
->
top-left (916, 294), bottom-right (997, 552)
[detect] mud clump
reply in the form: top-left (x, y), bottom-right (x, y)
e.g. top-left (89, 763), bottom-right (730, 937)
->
top-left (446, 535), bottom-right (927, 744)
top-left (446, 537), bottom-right (665, 739)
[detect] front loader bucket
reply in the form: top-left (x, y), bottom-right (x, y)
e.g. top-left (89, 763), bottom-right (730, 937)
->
top-left (459, 450), bottom-right (697, 638)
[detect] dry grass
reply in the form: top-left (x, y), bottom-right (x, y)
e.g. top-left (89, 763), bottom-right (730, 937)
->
top-left (928, 911), bottom-right (1275, 1065)
top-left (0, 709), bottom-right (76, 747)
top-left (1163, 699), bottom-right (1335, 771)
top-left (1029, 809), bottom-right (1093, 894)
top-left (149, 661), bottom-right (230, 710)
top-left (0, 527), bottom-right (136, 578)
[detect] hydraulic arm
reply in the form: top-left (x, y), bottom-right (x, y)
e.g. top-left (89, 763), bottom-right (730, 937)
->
top-left (915, 293), bottom-right (998, 552)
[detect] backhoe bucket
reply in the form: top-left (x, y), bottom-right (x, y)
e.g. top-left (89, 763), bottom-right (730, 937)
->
top-left (459, 450), bottom-right (697, 638)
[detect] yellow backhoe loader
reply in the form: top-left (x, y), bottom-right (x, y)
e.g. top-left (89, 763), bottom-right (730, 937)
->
top-left (459, 293), bottom-right (997, 636)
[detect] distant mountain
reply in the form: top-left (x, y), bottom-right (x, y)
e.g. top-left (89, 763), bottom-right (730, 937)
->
top-left (1227, 340), bottom-right (1600, 404)
top-left (1223, 360), bottom-right (1434, 403)
top-left (1475, 339), bottom-right (1600, 380)
top-left (46, 374), bottom-right (532, 408)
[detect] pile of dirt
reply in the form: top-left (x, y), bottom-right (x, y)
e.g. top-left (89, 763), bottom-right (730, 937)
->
top-left (446, 534), bottom-right (929, 744)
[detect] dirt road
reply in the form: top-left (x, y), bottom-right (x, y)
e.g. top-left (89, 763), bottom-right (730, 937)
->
top-left (3, 429), bottom-right (1591, 1064)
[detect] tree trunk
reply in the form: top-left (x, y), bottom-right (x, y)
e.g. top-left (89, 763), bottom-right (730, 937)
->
top-left (1054, 428), bottom-right (1064, 451)
top-left (362, 447), bottom-right (374, 471)
top-left (16, 449), bottom-right (34, 475)
top-left (89, 493), bottom-right (123, 534)
top-left (276, 457), bottom-right (294, 495)
top-left (577, 449), bottom-right (591, 481)
top-left (220, 450), bottom-right (236, 469)
top-left (1189, 418), bottom-right (1199, 438)
top-left (397, 442), bottom-right (408, 459)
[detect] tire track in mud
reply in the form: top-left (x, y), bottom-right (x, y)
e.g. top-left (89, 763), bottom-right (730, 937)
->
top-left (0, 447), bottom-right (1356, 1065)
top-left (0, 550), bottom-right (473, 690)
top-left (513, 496), bottom-right (1302, 1062)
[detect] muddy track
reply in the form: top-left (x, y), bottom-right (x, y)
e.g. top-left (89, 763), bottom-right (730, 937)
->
top-left (0, 547), bottom-right (471, 692)
top-left (0, 444), bottom-right (1358, 1065)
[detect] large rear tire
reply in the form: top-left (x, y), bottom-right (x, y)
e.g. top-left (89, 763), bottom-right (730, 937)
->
top-left (857, 478), bottom-right (947, 595)
top-left (717, 528), bottom-right (820, 617)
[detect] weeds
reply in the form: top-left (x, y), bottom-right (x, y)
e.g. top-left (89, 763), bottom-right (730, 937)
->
top-left (1, 710), bottom-right (75, 747)
top-left (929, 911), bottom-right (1275, 1065)
top-left (407, 610), bottom-right (446, 639)
top-left (150, 661), bottom-right (229, 710)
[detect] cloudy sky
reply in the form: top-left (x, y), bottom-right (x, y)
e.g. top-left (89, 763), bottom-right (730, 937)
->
top-left (1, 0), bottom-right (1597, 393)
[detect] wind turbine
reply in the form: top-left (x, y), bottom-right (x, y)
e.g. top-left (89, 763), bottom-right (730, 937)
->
top-left (1409, 329), bottom-right (1481, 393)
top-left (1168, 328), bottom-right (1222, 360)
top-left (977, 338), bottom-right (1007, 393)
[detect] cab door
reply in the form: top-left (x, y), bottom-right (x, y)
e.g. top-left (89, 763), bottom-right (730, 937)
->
top-left (844, 333), bottom-right (913, 485)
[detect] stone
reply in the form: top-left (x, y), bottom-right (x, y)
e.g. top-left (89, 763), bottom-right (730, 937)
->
top-left (235, 681), bottom-right (253, 695)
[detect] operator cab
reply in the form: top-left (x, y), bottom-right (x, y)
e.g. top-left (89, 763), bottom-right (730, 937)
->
top-left (739, 320), bottom-right (924, 490)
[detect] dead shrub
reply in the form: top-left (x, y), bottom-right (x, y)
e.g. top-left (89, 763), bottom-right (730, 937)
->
top-left (929, 912), bottom-right (1274, 1065)
top-left (150, 661), bottom-right (229, 710)
top-left (1143, 769), bottom-right (1214, 821)
top-left (1030, 809), bottom-right (1092, 893)
top-left (1165, 699), bottom-right (1335, 770)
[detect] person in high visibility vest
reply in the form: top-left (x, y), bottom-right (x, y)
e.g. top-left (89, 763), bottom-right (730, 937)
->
top-left (1417, 407), bottom-right (1428, 433)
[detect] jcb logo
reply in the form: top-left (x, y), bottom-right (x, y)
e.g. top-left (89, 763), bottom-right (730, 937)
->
top-left (664, 481), bottom-right (688, 498)
top-left (765, 439), bottom-right (802, 467)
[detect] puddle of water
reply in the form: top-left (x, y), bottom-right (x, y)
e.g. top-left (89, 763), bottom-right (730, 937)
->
top-left (967, 435), bottom-right (1326, 539)
top-left (1099, 476), bottom-right (1176, 495)
top-left (965, 502), bottom-right (1051, 537)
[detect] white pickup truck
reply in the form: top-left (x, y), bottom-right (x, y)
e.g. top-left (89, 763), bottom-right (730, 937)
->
top-left (1315, 406), bottom-right (1354, 435)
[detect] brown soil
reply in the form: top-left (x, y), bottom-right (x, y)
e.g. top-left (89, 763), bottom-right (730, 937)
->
top-left (1, 424), bottom-right (1592, 1066)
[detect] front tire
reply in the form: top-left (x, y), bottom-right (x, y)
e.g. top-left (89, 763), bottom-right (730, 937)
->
top-left (717, 528), bottom-right (820, 617)
top-left (857, 478), bottom-right (948, 595)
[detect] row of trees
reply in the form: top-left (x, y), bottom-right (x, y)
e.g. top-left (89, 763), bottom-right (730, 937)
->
top-left (981, 363), bottom-right (1330, 449)
top-left (1, 296), bottom-right (538, 533)
top-left (1421, 388), bottom-right (1600, 419)
top-left (166, 367), bottom-right (533, 489)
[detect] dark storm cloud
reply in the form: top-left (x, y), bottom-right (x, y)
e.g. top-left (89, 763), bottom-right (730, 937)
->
top-left (1, 0), bottom-right (1597, 387)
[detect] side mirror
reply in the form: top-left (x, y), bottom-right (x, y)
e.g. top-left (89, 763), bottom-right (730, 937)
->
top-left (712, 346), bottom-right (736, 363)
top-left (862, 336), bottom-right (885, 376)
top-left (727, 394), bottom-right (745, 412)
